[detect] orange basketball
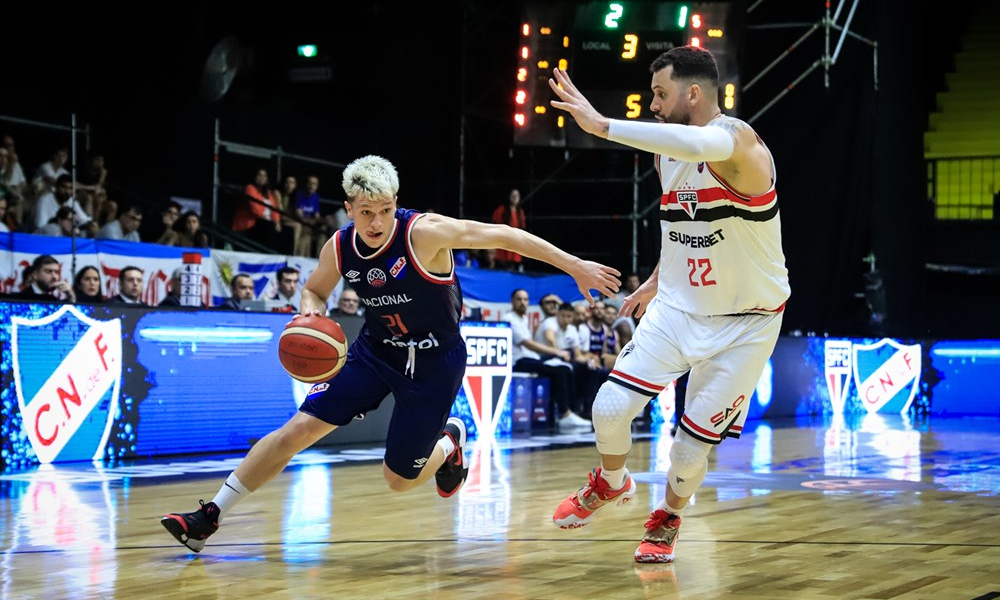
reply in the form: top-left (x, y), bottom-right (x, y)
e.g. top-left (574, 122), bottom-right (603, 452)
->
top-left (278, 316), bottom-right (348, 382)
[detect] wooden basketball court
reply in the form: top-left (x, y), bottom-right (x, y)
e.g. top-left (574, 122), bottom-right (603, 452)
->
top-left (2, 417), bottom-right (998, 599)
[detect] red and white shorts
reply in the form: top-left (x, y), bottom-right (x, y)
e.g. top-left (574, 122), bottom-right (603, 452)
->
top-left (607, 297), bottom-right (782, 444)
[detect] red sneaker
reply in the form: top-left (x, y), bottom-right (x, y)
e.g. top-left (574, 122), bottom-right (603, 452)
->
top-left (552, 468), bottom-right (636, 529)
top-left (634, 509), bottom-right (681, 563)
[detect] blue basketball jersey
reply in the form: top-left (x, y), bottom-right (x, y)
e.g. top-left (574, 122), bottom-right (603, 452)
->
top-left (334, 208), bottom-right (463, 356)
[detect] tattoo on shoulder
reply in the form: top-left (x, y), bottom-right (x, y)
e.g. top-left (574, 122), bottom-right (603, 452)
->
top-left (715, 116), bottom-right (748, 135)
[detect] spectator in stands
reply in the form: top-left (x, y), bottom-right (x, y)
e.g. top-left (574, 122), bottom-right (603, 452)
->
top-left (33, 174), bottom-right (96, 236)
top-left (109, 266), bottom-right (146, 305)
top-left (590, 300), bottom-right (622, 369)
top-left (36, 206), bottom-right (77, 237)
top-left (173, 210), bottom-right (210, 248)
top-left (538, 301), bottom-right (604, 420)
top-left (73, 266), bottom-right (104, 303)
top-left (322, 176), bottom-right (351, 242)
top-left (218, 273), bottom-right (255, 310)
top-left (276, 175), bottom-right (303, 256)
top-left (538, 293), bottom-right (562, 321)
top-left (329, 286), bottom-right (361, 318)
top-left (14, 255), bottom-right (75, 301)
top-left (158, 269), bottom-right (184, 307)
top-left (77, 154), bottom-right (116, 226)
top-left (233, 168), bottom-right (292, 253)
top-left (0, 197), bottom-right (9, 233)
top-left (97, 202), bottom-right (143, 241)
top-left (32, 147), bottom-right (69, 196)
top-left (491, 188), bottom-right (528, 271)
top-left (0, 143), bottom-right (27, 230)
top-left (142, 201), bottom-right (182, 245)
top-left (505, 289), bottom-right (590, 431)
top-left (294, 175), bottom-right (325, 257)
top-left (268, 266), bottom-right (300, 311)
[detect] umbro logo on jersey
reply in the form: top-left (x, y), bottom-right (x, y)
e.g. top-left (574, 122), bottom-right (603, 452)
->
top-left (345, 270), bottom-right (361, 282)
top-left (413, 457), bottom-right (428, 468)
top-left (677, 191), bottom-right (698, 218)
top-left (367, 268), bottom-right (387, 288)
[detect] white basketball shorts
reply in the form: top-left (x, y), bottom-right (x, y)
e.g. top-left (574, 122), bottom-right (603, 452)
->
top-left (607, 296), bottom-right (782, 444)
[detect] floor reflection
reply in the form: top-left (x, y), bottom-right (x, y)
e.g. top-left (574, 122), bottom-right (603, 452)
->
top-left (1, 464), bottom-right (118, 598)
top-left (456, 438), bottom-right (512, 540)
top-left (632, 415), bottom-right (1000, 497)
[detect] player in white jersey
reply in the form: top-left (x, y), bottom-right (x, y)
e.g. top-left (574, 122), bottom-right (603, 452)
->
top-left (546, 46), bottom-right (790, 563)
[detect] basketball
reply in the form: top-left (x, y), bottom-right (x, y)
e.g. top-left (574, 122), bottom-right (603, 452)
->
top-left (278, 316), bottom-right (348, 383)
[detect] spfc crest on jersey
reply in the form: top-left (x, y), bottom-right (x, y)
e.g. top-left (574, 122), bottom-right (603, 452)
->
top-left (852, 338), bottom-right (921, 414)
top-left (11, 306), bottom-right (122, 464)
top-left (677, 191), bottom-right (698, 218)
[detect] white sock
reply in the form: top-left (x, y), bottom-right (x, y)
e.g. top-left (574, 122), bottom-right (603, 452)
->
top-left (657, 498), bottom-right (686, 515)
top-left (211, 473), bottom-right (251, 522)
top-left (600, 465), bottom-right (629, 490)
top-left (437, 434), bottom-right (456, 460)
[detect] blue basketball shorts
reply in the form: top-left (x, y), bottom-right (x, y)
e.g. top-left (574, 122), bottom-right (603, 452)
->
top-left (299, 335), bottom-right (467, 479)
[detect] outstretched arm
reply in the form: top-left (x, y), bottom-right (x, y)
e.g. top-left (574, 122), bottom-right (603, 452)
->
top-left (412, 213), bottom-right (621, 305)
top-left (548, 68), bottom-right (735, 163)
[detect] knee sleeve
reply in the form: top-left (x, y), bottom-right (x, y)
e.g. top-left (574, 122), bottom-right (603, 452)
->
top-left (666, 430), bottom-right (711, 498)
top-left (592, 382), bottom-right (651, 456)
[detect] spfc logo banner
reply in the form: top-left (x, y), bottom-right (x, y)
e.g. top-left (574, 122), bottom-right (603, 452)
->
top-left (852, 339), bottom-right (921, 415)
top-left (460, 325), bottom-right (512, 440)
top-left (11, 306), bottom-right (122, 463)
top-left (824, 340), bottom-right (853, 415)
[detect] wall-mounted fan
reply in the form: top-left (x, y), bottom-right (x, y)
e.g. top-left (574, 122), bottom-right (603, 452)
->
top-left (200, 36), bottom-right (242, 103)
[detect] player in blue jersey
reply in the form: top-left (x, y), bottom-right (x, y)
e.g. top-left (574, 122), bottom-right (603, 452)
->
top-left (162, 155), bottom-right (621, 553)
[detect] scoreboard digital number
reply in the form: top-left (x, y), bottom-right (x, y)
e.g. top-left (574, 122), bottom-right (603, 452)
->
top-left (514, 2), bottom-right (743, 149)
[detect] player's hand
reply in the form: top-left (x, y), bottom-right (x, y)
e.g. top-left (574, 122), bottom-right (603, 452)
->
top-left (569, 259), bottom-right (620, 306)
top-left (548, 68), bottom-right (611, 139)
top-left (619, 277), bottom-right (657, 319)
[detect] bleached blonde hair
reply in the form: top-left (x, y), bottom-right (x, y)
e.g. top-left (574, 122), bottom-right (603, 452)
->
top-left (341, 155), bottom-right (399, 202)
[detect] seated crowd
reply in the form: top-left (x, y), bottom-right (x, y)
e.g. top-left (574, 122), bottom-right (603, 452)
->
top-left (1, 253), bottom-right (367, 314)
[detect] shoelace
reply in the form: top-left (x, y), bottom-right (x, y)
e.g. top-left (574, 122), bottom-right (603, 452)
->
top-left (581, 470), bottom-right (613, 500)
top-left (643, 509), bottom-right (676, 532)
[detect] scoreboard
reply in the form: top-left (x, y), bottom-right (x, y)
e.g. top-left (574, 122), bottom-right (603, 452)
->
top-left (513, 2), bottom-right (744, 149)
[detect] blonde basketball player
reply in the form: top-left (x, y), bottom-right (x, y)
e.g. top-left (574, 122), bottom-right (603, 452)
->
top-left (547, 46), bottom-right (790, 563)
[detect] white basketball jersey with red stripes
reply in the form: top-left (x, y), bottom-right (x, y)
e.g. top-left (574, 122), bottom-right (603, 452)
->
top-left (655, 128), bottom-right (790, 316)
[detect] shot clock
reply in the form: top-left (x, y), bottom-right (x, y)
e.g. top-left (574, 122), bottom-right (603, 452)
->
top-left (513, 2), bottom-right (744, 149)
